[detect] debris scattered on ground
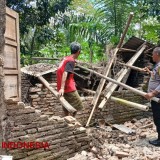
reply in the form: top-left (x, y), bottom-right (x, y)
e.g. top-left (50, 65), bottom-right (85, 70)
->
top-left (68, 117), bottom-right (160, 160)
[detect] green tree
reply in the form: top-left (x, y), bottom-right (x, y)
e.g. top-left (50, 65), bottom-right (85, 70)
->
top-left (7, 0), bottom-right (72, 60)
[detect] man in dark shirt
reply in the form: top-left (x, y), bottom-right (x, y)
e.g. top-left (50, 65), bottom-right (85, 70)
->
top-left (144, 47), bottom-right (160, 146)
top-left (56, 42), bottom-right (83, 116)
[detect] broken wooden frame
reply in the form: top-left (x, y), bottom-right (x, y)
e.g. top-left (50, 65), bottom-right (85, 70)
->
top-left (77, 65), bottom-right (160, 103)
top-left (98, 44), bottom-right (147, 109)
top-left (90, 12), bottom-right (134, 127)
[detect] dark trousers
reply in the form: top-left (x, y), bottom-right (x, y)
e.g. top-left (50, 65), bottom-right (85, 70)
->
top-left (151, 101), bottom-right (160, 139)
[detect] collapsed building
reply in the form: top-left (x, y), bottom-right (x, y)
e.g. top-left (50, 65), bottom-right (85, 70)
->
top-left (1, 7), bottom-right (160, 160)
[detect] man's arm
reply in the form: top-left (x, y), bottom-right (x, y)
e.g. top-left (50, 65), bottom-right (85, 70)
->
top-left (144, 66), bottom-right (160, 100)
top-left (59, 71), bottom-right (68, 96)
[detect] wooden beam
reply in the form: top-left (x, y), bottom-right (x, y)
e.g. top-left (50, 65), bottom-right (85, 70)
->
top-left (86, 12), bottom-right (134, 127)
top-left (77, 65), bottom-right (160, 103)
top-left (117, 12), bottom-right (134, 48)
top-left (119, 48), bottom-right (136, 52)
top-left (98, 44), bottom-right (147, 109)
top-left (117, 61), bottom-right (147, 72)
top-left (38, 76), bottom-right (77, 114)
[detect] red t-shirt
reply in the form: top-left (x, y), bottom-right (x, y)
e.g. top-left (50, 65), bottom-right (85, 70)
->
top-left (56, 55), bottom-right (76, 93)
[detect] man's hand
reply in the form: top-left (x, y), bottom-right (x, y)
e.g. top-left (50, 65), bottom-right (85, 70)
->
top-left (142, 67), bottom-right (151, 74)
top-left (58, 88), bottom-right (64, 97)
top-left (144, 92), bottom-right (155, 100)
top-left (144, 91), bottom-right (158, 100)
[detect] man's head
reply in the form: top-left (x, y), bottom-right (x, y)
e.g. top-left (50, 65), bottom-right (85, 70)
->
top-left (70, 42), bottom-right (81, 55)
top-left (152, 47), bottom-right (160, 63)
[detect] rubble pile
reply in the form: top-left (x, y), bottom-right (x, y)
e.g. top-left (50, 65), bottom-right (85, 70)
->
top-left (27, 63), bottom-right (57, 73)
top-left (69, 117), bottom-right (160, 160)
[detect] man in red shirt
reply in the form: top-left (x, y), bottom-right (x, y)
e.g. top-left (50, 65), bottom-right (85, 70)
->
top-left (57, 42), bottom-right (83, 116)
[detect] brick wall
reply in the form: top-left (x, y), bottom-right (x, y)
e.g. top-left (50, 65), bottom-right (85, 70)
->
top-left (27, 82), bottom-right (149, 126)
top-left (4, 102), bottom-right (90, 160)
top-left (95, 91), bottom-right (149, 124)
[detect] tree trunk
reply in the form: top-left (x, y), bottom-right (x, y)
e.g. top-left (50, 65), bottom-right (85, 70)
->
top-left (0, 0), bottom-right (6, 154)
top-left (88, 40), bottom-right (93, 63)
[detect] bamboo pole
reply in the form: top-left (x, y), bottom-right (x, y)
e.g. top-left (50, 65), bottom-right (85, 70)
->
top-left (80, 88), bottom-right (149, 111)
top-left (110, 96), bottom-right (149, 111)
top-left (77, 65), bottom-right (160, 103)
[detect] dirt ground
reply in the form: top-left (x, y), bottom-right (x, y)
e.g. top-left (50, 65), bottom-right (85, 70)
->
top-left (68, 117), bottom-right (160, 160)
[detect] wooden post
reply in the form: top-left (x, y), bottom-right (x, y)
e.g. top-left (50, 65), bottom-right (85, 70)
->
top-left (88, 12), bottom-right (134, 126)
top-left (87, 13), bottom-right (134, 127)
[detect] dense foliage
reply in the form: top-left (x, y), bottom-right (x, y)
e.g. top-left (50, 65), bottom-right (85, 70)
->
top-left (7, 0), bottom-right (160, 65)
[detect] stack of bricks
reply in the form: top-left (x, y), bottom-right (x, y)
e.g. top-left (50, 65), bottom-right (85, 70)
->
top-left (4, 102), bottom-right (90, 160)
top-left (29, 83), bottom-right (64, 117)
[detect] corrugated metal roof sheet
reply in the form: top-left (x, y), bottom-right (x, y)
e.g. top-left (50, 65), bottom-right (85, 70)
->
top-left (120, 36), bottom-right (155, 51)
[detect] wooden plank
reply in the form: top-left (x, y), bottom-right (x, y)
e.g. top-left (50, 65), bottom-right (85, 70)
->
top-left (92, 48), bottom-right (118, 105)
top-left (21, 67), bottom-right (77, 113)
top-left (117, 12), bottom-right (134, 48)
top-left (4, 70), bottom-right (18, 74)
top-left (6, 7), bottom-right (17, 17)
top-left (92, 15), bottom-right (133, 104)
top-left (4, 7), bottom-right (21, 100)
top-left (118, 69), bottom-right (131, 91)
top-left (4, 44), bottom-right (17, 69)
top-left (4, 75), bottom-right (18, 99)
top-left (98, 44), bottom-right (147, 109)
top-left (5, 12), bottom-right (17, 41)
top-left (5, 39), bottom-right (17, 47)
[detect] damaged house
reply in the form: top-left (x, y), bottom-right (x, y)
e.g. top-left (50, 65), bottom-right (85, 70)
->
top-left (1, 6), bottom-right (160, 160)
